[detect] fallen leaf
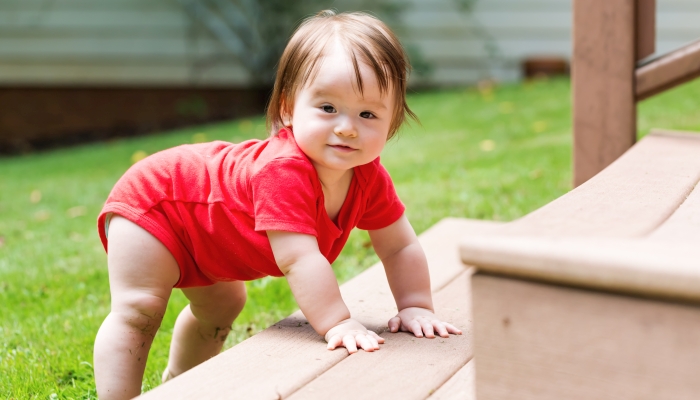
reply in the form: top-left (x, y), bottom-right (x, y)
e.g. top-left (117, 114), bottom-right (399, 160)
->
top-left (479, 139), bottom-right (496, 152)
top-left (498, 102), bottom-right (514, 114)
top-left (192, 132), bottom-right (208, 143)
top-left (66, 206), bottom-right (87, 218)
top-left (30, 190), bottom-right (42, 204)
top-left (131, 150), bottom-right (148, 164)
top-left (34, 210), bottom-right (51, 221)
top-left (239, 120), bottom-right (253, 133)
top-left (533, 120), bottom-right (548, 133)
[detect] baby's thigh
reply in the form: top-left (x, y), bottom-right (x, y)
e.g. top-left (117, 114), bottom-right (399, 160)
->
top-left (106, 215), bottom-right (180, 313)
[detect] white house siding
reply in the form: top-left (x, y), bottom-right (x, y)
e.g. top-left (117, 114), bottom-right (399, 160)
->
top-left (0, 0), bottom-right (250, 85)
top-left (402, 0), bottom-right (700, 85)
top-left (0, 0), bottom-right (699, 87)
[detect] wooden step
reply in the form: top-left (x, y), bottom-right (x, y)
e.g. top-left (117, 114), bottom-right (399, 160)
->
top-left (461, 130), bottom-right (700, 301)
top-left (461, 129), bottom-right (700, 398)
top-left (138, 217), bottom-right (501, 400)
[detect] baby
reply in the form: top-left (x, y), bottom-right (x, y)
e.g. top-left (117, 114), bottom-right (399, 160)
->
top-left (93, 10), bottom-right (461, 399)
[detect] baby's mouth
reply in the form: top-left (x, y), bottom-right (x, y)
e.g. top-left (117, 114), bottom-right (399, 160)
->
top-left (329, 144), bottom-right (357, 152)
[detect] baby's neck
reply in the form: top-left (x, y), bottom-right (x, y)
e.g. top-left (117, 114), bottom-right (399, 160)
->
top-left (316, 168), bottom-right (354, 222)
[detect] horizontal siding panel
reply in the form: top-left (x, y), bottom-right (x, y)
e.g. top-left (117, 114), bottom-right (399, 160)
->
top-left (412, 66), bottom-right (521, 86)
top-left (407, 0), bottom-right (697, 12)
top-left (0, 37), bottom-right (227, 59)
top-left (414, 38), bottom-right (571, 59)
top-left (0, 26), bottom-right (186, 38)
top-left (0, 62), bottom-right (249, 85)
top-left (0, 0), bottom-right (176, 7)
top-left (0, 10), bottom-right (188, 29)
top-left (400, 26), bottom-right (573, 40)
top-left (405, 0), bottom-right (571, 12)
top-left (401, 11), bottom-right (572, 30)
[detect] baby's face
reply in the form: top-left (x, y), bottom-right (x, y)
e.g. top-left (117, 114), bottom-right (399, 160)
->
top-left (285, 43), bottom-right (395, 177)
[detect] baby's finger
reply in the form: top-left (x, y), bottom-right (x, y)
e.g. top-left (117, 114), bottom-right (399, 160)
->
top-left (343, 334), bottom-right (358, 354)
top-left (419, 319), bottom-right (435, 338)
top-left (367, 334), bottom-right (380, 350)
top-left (443, 322), bottom-right (463, 335)
top-left (327, 334), bottom-right (343, 350)
top-left (408, 320), bottom-right (424, 338)
top-left (356, 334), bottom-right (375, 352)
top-left (432, 321), bottom-right (450, 338)
top-left (388, 316), bottom-right (401, 333)
top-left (368, 330), bottom-right (385, 344)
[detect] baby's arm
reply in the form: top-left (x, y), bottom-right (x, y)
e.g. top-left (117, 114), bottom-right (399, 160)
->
top-left (267, 231), bottom-right (384, 353)
top-left (369, 215), bottom-right (462, 338)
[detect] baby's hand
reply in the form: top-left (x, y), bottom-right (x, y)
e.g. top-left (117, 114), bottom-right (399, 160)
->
top-left (388, 307), bottom-right (462, 338)
top-left (325, 318), bottom-right (385, 354)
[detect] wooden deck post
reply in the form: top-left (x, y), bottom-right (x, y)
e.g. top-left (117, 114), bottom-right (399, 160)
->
top-left (572, 0), bottom-right (651, 186)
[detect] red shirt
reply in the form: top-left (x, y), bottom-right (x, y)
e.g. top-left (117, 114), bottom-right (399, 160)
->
top-left (98, 128), bottom-right (405, 287)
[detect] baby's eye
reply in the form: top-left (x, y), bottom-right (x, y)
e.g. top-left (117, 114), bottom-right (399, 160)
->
top-left (321, 105), bottom-right (336, 113)
top-left (360, 111), bottom-right (375, 119)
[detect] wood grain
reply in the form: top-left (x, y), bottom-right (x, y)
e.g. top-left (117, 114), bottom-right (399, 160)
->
top-left (636, 38), bottom-right (700, 100)
top-left (636, 0), bottom-right (656, 61)
top-left (426, 359), bottom-right (475, 400)
top-left (572, 0), bottom-right (637, 186)
top-left (286, 272), bottom-right (473, 400)
top-left (472, 274), bottom-right (700, 400)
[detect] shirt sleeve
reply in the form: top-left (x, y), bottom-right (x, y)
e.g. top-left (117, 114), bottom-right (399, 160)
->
top-left (356, 162), bottom-right (405, 230)
top-left (250, 158), bottom-right (318, 236)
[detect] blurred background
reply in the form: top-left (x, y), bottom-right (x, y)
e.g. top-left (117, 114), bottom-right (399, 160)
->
top-left (3, 1), bottom-right (700, 397)
top-left (1, 0), bottom-right (698, 154)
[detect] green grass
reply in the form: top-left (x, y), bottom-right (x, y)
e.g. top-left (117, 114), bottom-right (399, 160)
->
top-left (1, 77), bottom-right (699, 398)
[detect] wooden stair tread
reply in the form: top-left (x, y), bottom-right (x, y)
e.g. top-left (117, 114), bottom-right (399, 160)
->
top-left (138, 218), bottom-right (497, 399)
top-left (287, 272), bottom-right (473, 400)
top-left (460, 130), bottom-right (700, 301)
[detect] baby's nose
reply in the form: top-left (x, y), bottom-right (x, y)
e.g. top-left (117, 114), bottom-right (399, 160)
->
top-left (334, 118), bottom-right (358, 137)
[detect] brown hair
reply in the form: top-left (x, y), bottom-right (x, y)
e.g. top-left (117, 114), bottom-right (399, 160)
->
top-left (266, 10), bottom-right (417, 139)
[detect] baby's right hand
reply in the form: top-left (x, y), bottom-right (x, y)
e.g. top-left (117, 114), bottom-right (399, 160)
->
top-left (325, 318), bottom-right (385, 354)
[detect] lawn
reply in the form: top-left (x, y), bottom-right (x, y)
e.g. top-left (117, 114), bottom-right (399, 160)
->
top-left (1, 77), bottom-right (699, 398)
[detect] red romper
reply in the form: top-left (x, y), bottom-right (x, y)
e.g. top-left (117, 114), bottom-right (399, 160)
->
top-left (97, 128), bottom-right (405, 288)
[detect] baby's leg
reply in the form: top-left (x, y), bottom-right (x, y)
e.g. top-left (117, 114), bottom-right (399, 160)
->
top-left (165, 280), bottom-right (246, 378)
top-left (94, 216), bottom-right (180, 400)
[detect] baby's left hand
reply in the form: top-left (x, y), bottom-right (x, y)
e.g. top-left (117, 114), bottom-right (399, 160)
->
top-left (388, 307), bottom-right (462, 338)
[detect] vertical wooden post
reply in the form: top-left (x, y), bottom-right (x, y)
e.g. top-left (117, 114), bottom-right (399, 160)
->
top-left (572, 0), bottom-right (637, 186)
top-left (636, 0), bottom-right (656, 61)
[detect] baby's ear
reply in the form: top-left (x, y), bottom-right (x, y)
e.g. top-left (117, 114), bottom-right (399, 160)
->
top-left (280, 98), bottom-right (292, 127)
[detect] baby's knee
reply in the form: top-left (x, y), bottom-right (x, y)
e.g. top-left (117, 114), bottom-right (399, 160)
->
top-left (112, 294), bottom-right (169, 338)
top-left (191, 286), bottom-right (246, 325)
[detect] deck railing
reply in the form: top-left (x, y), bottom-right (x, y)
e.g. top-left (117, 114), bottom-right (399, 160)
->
top-left (572, 0), bottom-right (700, 186)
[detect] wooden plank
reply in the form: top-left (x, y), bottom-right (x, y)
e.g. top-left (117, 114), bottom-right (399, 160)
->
top-left (136, 218), bottom-right (499, 400)
top-left (572, 0), bottom-right (637, 186)
top-left (472, 274), bottom-right (700, 399)
top-left (426, 359), bottom-right (475, 400)
top-left (286, 271), bottom-right (473, 400)
top-left (636, 0), bottom-right (656, 61)
top-left (636, 39), bottom-right (700, 101)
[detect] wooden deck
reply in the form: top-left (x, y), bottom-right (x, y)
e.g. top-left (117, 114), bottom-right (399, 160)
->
top-left (138, 218), bottom-right (502, 400)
